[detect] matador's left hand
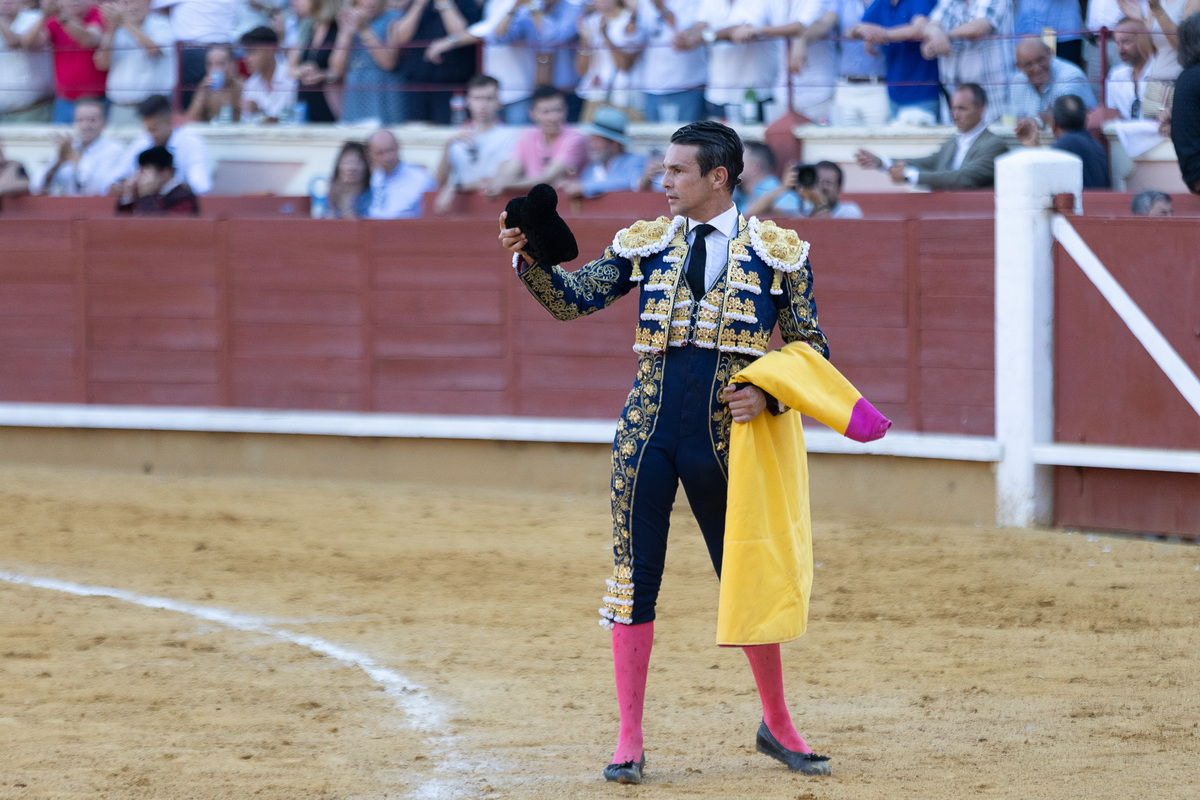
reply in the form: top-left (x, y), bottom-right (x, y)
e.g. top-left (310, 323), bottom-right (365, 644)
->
top-left (724, 383), bottom-right (766, 423)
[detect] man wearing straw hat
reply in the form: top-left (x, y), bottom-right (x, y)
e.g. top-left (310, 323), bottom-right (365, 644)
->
top-left (557, 106), bottom-right (647, 199)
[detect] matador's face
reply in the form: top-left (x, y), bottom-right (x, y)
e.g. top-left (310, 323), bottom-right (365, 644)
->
top-left (661, 143), bottom-right (725, 220)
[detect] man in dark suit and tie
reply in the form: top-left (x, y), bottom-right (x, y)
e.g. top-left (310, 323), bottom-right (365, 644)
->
top-left (854, 83), bottom-right (1009, 189)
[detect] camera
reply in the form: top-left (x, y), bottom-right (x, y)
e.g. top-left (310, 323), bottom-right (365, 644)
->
top-left (793, 164), bottom-right (818, 189)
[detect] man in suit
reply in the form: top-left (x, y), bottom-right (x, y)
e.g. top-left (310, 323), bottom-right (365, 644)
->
top-left (854, 83), bottom-right (1009, 189)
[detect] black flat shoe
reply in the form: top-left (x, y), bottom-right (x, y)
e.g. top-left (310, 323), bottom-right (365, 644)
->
top-left (755, 721), bottom-right (831, 776)
top-left (603, 754), bottom-right (646, 784)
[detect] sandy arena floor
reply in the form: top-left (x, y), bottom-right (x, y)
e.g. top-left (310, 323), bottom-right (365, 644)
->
top-left (0, 465), bottom-right (1198, 800)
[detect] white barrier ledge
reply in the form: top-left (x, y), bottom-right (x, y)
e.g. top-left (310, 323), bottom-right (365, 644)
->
top-left (0, 402), bottom-right (1001, 461)
top-left (1033, 443), bottom-right (1200, 474)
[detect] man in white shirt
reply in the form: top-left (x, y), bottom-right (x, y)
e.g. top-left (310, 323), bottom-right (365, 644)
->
top-left (854, 82), bottom-right (1008, 188)
top-left (94, 0), bottom-right (178, 129)
top-left (366, 129), bottom-right (436, 219)
top-left (238, 25), bottom-right (297, 122)
top-left (633, 0), bottom-right (707, 123)
top-left (0, 0), bottom-right (54, 122)
top-left (681, 0), bottom-right (797, 124)
top-left (433, 74), bottom-right (518, 214)
top-left (111, 93), bottom-right (213, 195)
top-left (921, 0), bottom-right (1016, 121)
top-left (1105, 17), bottom-right (1155, 120)
top-left (34, 97), bottom-right (127, 195)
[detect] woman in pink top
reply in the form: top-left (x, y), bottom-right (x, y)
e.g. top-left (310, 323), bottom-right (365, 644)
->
top-left (23, 0), bottom-right (107, 123)
top-left (487, 85), bottom-right (587, 198)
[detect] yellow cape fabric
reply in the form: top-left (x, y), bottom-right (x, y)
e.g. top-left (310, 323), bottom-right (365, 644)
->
top-left (716, 342), bottom-right (866, 646)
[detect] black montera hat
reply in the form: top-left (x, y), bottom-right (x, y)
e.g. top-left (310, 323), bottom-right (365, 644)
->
top-left (504, 183), bottom-right (578, 266)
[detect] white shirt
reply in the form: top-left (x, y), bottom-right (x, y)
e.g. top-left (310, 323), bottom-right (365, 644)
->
top-left (106, 16), bottom-right (178, 105)
top-left (153, 0), bottom-right (236, 43)
top-left (686, 204), bottom-right (740, 293)
top-left (575, 10), bottom-right (646, 106)
top-left (242, 56), bottom-right (298, 121)
top-left (1105, 58), bottom-right (1152, 120)
top-left (34, 135), bottom-right (128, 196)
top-left (699, 0), bottom-right (791, 106)
top-left (471, 0), bottom-right (537, 105)
top-left (951, 119), bottom-right (987, 169)
top-left (115, 127), bottom-right (213, 195)
top-left (368, 162), bottom-right (436, 219)
top-left (633, 0), bottom-right (707, 95)
top-left (447, 124), bottom-right (520, 185)
top-left (0, 10), bottom-right (54, 112)
top-left (782, 0), bottom-right (838, 116)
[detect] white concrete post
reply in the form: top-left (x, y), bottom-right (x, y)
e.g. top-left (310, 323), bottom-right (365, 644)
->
top-left (993, 149), bottom-right (1083, 528)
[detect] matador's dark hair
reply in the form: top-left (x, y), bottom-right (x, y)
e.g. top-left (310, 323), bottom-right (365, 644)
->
top-left (669, 120), bottom-right (744, 194)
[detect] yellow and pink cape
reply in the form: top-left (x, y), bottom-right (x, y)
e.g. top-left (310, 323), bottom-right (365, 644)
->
top-left (717, 341), bottom-right (890, 646)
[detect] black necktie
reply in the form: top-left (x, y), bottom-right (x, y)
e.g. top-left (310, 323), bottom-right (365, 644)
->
top-left (686, 223), bottom-right (715, 298)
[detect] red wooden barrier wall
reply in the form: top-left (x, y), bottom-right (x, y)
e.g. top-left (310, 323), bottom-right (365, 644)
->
top-left (1053, 217), bottom-right (1200, 536)
top-left (0, 210), bottom-right (997, 435)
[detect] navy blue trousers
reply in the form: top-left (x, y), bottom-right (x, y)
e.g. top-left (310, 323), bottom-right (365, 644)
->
top-left (626, 346), bottom-right (729, 625)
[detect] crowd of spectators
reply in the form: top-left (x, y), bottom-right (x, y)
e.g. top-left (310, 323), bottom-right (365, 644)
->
top-left (2, 0), bottom-right (1196, 128)
top-left (1, 0), bottom-right (1198, 211)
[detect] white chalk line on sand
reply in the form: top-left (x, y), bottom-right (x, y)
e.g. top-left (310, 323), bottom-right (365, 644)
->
top-left (0, 569), bottom-right (501, 799)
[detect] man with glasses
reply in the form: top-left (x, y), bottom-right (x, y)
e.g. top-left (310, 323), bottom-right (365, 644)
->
top-left (1105, 17), bottom-right (1155, 120)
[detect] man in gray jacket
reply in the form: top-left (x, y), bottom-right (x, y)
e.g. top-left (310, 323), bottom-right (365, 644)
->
top-left (854, 83), bottom-right (1009, 189)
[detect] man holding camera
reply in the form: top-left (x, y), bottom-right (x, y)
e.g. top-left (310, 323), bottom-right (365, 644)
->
top-left (744, 160), bottom-right (862, 219)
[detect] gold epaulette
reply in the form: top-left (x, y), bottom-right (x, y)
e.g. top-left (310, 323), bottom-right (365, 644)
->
top-left (747, 217), bottom-right (811, 272)
top-left (612, 216), bottom-right (685, 260)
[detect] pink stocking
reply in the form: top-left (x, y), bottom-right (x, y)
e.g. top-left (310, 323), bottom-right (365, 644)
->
top-left (611, 621), bottom-right (653, 764)
top-left (743, 643), bottom-right (811, 753)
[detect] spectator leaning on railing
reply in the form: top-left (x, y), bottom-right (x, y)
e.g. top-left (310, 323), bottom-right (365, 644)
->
top-left (94, 0), bottom-right (177, 129)
top-left (23, 0), bottom-right (108, 124)
top-left (574, 0), bottom-right (646, 122)
top-left (493, 0), bottom-right (584, 121)
top-left (829, 0), bottom-right (889, 126)
top-left (631, 0), bottom-right (707, 124)
top-left (851, 0), bottom-right (942, 124)
top-left (329, 0), bottom-right (405, 124)
top-left (0, 0), bottom-right (55, 122)
top-left (393, 0), bottom-right (481, 124)
top-left (921, 0), bottom-right (1016, 121)
top-left (288, 0), bottom-right (340, 122)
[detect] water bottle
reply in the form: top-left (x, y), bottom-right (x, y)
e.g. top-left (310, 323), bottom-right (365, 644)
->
top-left (742, 88), bottom-right (760, 124)
top-left (209, 69), bottom-right (224, 91)
top-left (293, 100), bottom-right (308, 125)
top-left (309, 176), bottom-right (329, 218)
top-left (450, 93), bottom-right (467, 125)
top-left (217, 103), bottom-right (233, 124)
